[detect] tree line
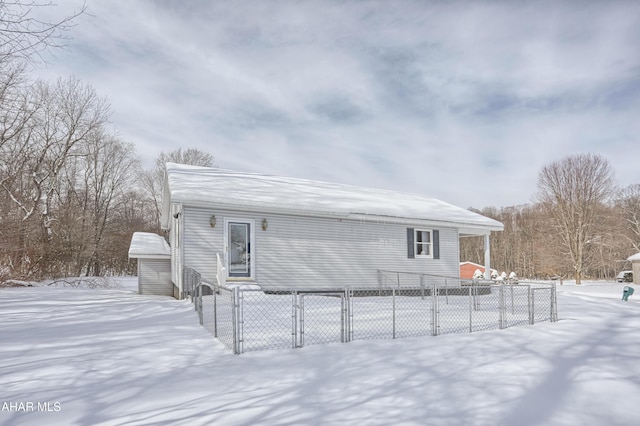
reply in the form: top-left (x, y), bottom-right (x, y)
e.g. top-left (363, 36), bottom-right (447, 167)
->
top-left (0, 1), bottom-right (213, 281)
top-left (1, 2), bottom-right (638, 284)
top-left (461, 156), bottom-right (640, 283)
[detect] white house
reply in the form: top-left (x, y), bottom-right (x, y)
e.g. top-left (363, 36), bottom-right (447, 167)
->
top-left (160, 163), bottom-right (503, 297)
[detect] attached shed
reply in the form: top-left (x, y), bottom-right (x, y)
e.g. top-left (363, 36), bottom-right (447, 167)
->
top-left (128, 232), bottom-right (173, 297)
top-left (628, 252), bottom-right (640, 285)
top-left (160, 163), bottom-right (504, 296)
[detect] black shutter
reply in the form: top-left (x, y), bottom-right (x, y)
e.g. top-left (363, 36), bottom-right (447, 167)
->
top-left (407, 228), bottom-right (415, 258)
top-left (433, 230), bottom-right (440, 259)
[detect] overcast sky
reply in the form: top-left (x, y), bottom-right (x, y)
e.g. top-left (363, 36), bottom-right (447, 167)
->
top-left (32, 0), bottom-right (640, 208)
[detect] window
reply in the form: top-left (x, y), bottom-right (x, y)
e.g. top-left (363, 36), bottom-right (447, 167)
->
top-left (407, 228), bottom-right (440, 259)
top-left (415, 229), bottom-right (432, 257)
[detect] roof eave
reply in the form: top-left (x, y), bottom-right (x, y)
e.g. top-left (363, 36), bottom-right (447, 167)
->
top-left (128, 253), bottom-right (171, 260)
top-left (347, 213), bottom-right (503, 234)
top-left (168, 200), bottom-right (502, 233)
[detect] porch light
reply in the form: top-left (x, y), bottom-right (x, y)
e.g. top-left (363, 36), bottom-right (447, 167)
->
top-left (210, 215), bottom-right (216, 228)
top-left (262, 218), bottom-right (268, 231)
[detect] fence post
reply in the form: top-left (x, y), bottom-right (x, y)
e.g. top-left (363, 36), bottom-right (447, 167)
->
top-left (444, 276), bottom-right (449, 305)
top-left (194, 271), bottom-right (201, 314)
top-left (499, 285), bottom-right (505, 329)
top-left (431, 284), bottom-right (439, 336)
top-left (231, 286), bottom-right (237, 354)
top-left (185, 267), bottom-right (195, 309)
top-left (468, 286), bottom-right (473, 333)
top-left (181, 267), bottom-right (186, 300)
top-left (191, 270), bottom-right (195, 305)
top-left (472, 284), bottom-right (478, 311)
top-left (341, 289), bottom-right (347, 343)
top-left (213, 282), bottom-right (218, 338)
top-left (510, 284), bottom-right (515, 315)
top-left (198, 283), bottom-right (203, 325)
top-left (551, 283), bottom-right (558, 322)
top-left (232, 287), bottom-right (241, 354)
top-left (529, 287), bottom-right (535, 325)
top-left (348, 288), bottom-right (354, 342)
top-left (291, 291), bottom-right (298, 349)
top-left (299, 294), bottom-right (305, 348)
top-left (392, 288), bottom-right (396, 339)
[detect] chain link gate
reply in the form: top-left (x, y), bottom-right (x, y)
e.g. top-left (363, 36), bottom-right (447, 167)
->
top-left (221, 289), bottom-right (349, 354)
top-left (531, 285), bottom-right (557, 324)
top-left (297, 292), bottom-right (347, 348)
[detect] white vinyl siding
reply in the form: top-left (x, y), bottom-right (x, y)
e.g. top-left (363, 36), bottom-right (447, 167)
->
top-left (138, 259), bottom-right (173, 296)
top-left (259, 216), bottom-right (456, 288)
top-left (178, 206), bottom-right (459, 290)
top-left (181, 206), bottom-right (224, 287)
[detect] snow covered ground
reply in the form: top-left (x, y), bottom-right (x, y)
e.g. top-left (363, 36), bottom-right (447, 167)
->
top-left (1, 278), bottom-right (639, 426)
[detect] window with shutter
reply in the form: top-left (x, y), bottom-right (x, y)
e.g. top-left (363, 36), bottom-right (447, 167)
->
top-left (408, 228), bottom-right (440, 259)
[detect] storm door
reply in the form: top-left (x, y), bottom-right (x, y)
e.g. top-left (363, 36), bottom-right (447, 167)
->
top-left (224, 219), bottom-right (255, 279)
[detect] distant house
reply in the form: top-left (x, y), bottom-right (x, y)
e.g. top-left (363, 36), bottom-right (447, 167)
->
top-left (459, 261), bottom-right (497, 280)
top-left (628, 252), bottom-right (640, 285)
top-left (160, 163), bottom-right (503, 297)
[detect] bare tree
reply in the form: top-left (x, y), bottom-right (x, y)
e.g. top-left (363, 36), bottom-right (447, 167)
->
top-left (0, 76), bottom-right (109, 278)
top-left (1, 77), bottom-right (108, 221)
top-left (616, 184), bottom-right (640, 254)
top-left (110, 189), bottom-right (158, 275)
top-left (0, 63), bottom-right (31, 150)
top-left (0, 0), bottom-right (86, 65)
top-left (60, 129), bottom-right (139, 275)
top-left (140, 147), bottom-right (216, 229)
top-left (461, 204), bottom-right (559, 280)
top-left (537, 153), bottom-right (615, 284)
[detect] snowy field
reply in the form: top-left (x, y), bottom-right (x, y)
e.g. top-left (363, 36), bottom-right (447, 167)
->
top-left (1, 278), bottom-right (639, 426)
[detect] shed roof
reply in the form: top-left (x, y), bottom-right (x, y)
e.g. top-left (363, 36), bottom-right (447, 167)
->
top-left (128, 232), bottom-right (171, 259)
top-left (161, 163), bottom-right (503, 235)
top-left (460, 261), bottom-right (490, 268)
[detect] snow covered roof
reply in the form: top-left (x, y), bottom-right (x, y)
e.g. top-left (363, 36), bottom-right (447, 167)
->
top-left (628, 253), bottom-right (640, 261)
top-left (161, 163), bottom-right (503, 235)
top-left (128, 232), bottom-right (170, 259)
top-left (460, 261), bottom-right (495, 269)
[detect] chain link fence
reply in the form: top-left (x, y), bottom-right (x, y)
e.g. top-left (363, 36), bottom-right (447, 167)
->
top-left (184, 267), bottom-right (558, 354)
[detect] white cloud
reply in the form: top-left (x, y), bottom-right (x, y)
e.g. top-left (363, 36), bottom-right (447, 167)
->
top-left (30, 0), bottom-right (640, 208)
